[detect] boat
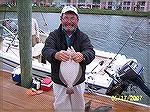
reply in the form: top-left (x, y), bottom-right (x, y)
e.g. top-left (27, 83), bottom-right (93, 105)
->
top-left (0, 18), bottom-right (48, 43)
top-left (0, 18), bottom-right (50, 76)
top-left (1, 18), bottom-right (150, 111)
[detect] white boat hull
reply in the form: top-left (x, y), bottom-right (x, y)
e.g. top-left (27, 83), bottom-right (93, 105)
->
top-left (0, 41), bottom-right (136, 94)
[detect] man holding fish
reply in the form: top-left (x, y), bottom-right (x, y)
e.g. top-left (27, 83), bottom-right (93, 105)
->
top-left (42, 5), bottom-right (95, 112)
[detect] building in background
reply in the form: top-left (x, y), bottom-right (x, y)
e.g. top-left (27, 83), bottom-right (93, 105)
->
top-left (0, 0), bottom-right (16, 6)
top-left (0, 0), bottom-right (5, 5)
top-left (52, 0), bottom-right (150, 11)
top-left (99, 0), bottom-right (150, 11)
top-left (120, 0), bottom-right (150, 12)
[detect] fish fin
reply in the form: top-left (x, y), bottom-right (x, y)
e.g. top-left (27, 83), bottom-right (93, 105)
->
top-left (73, 65), bottom-right (82, 86)
top-left (59, 71), bottom-right (68, 86)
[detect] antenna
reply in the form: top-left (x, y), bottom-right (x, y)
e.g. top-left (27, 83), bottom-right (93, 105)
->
top-left (37, 5), bottom-right (49, 31)
top-left (40, 12), bottom-right (48, 27)
top-left (107, 18), bottom-right (145, 67)
top-left (32, 3), bottom-right (49, 32)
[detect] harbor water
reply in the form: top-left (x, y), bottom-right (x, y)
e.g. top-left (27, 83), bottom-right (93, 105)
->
top-left (0, 12), bottom-right (149, 105)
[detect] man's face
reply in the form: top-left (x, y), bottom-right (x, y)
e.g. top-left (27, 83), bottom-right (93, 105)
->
top-left (61, 12), bottom-right (79, 32)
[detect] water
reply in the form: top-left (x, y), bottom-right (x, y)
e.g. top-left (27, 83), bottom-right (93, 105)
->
top-left (0, 12), bottom-right (150, 105)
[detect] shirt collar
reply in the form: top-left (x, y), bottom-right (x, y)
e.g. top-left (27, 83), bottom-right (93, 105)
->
top-left (62, 27), bottom-right (76, 37)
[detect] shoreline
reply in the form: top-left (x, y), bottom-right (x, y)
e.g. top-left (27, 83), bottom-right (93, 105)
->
top-left (0, 6), bottom-right (150, 18)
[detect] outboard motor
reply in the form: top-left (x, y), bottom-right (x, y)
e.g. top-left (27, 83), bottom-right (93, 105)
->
top-left (118, 60), bottom-right (144, 83)
top-left (106, 60), bottom-right (150, 97)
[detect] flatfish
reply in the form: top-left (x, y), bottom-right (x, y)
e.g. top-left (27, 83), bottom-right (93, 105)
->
top-left (59, 47), bottom-right (83, 111)
top-left (59, 47), bottom-right (81, 94)
top-left (60, 59), bottom-right (79, 89)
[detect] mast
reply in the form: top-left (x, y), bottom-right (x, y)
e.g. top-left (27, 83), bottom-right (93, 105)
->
top-left (148, 16), bottom-right (150, 95)
top-left (17, 0), bottom-right (32, 88)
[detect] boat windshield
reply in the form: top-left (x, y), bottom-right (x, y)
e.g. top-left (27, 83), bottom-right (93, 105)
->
top-left (0, 19), bottom-right (18, 40)
top-left (2, 19), bottom-right (18, 32)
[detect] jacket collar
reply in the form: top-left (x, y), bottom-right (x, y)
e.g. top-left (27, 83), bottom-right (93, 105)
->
top-left (58, 24), bottom-right (79, 35)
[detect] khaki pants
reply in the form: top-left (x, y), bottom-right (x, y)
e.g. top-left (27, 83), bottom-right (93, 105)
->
top-left (53, 83), bottom-right (85, 112)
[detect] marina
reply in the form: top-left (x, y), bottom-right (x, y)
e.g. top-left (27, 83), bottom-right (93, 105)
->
top-left (0, 15), bottom-right (150, 111)
top-left (0, 1), bottom-right (150, 111)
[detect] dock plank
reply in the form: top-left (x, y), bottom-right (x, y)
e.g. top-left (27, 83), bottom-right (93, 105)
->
top-left (0, 70), bottom-right (150, 112)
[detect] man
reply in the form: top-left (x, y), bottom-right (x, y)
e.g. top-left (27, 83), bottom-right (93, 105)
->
top-left (42, 5), bottom-right (95, 111)
top-left (32, 18), bottom-right (40, 47)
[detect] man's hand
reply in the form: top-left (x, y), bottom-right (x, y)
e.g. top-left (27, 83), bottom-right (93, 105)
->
top-left (71, 52), bottom-right (84, 63)
top-left (55, 50), bottom-right (70, 62)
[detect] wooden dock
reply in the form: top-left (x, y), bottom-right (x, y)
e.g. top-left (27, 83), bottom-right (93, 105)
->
top-left (1, 70), bottom-right (150, 112)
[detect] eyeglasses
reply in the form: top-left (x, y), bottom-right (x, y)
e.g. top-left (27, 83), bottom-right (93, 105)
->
top-left (61, 16), bottom-right (78, 22)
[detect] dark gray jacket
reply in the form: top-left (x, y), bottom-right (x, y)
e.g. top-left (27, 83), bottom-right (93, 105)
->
top-left (42, 25), bottom-right (95, 87)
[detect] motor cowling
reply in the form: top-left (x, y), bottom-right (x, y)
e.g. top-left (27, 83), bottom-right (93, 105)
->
top-left (118, 60), bottom-right (144, 82)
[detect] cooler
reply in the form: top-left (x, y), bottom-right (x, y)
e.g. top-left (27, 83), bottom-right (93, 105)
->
top-left (40, 77), bottom-right (53, 91)
top-left (11, 67), bottom-right (21, 83)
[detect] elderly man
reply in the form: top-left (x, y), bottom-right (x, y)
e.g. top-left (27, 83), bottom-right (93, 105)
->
top-left (42, 5), bottom-right (95, 111)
